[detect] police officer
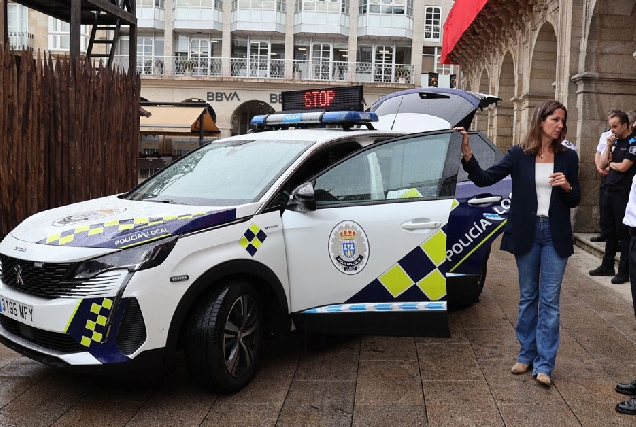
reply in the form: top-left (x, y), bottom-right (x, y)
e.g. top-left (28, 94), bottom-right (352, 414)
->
top-left (614, 173), bottom-right (636, 415)
top-left (589, 111), bottom-right (636, 284)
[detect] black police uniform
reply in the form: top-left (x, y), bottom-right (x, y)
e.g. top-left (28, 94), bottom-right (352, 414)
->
top-left (600, 131), bottom-right (636, 276)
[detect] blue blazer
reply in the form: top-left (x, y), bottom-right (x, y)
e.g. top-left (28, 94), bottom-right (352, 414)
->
top-left (462, 145), bottom-right (580, 258)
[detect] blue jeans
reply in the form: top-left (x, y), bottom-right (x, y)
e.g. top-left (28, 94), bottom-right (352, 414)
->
top-left (514, 217), bottom-right (568, 377)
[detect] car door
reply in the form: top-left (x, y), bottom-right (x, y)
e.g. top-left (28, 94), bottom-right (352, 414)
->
top-left (442, 131), bottom-right (512, 307)
top-left (281, 130), bottom-right (463, 317)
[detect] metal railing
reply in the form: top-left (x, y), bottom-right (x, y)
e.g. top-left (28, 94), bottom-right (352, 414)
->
top-left (112, 55), bottom-right (414, 84)
top-left (8, 32), bottom-right (34, 50)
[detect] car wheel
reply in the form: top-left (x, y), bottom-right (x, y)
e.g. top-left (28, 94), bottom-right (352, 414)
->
top-left (184, 280), bottom-right (263, 393)
top-left (476, 247), bottom-right (490, 298)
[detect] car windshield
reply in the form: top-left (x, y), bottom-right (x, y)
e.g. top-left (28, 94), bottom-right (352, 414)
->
top-left (125, 138), bottom-right (312, 206)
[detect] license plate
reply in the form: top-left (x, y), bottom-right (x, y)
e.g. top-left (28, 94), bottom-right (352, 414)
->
top-left (0, 296), bottom-right (34, 325)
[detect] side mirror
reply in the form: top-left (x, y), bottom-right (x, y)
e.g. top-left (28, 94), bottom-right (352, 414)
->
top-left (287, 182), bottom-right (316, 212)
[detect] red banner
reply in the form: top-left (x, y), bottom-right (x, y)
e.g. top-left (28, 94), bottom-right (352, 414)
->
top-left (440, 0), bottom-right (489, 64)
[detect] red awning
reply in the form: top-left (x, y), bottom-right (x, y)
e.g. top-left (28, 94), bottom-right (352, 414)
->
top-left (441, 0), bottom-right (489, 64)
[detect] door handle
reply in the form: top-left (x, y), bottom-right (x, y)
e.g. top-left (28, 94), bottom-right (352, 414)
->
top-left (468, 195), bottom-right (502, 206)
top-left (401, 220), bottom-right (442, 231)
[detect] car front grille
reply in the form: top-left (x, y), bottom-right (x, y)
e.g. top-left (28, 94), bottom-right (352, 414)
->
top-left (0, 315), bottom-right (84, 353)
top-left (0, 254), bottom-right (126, 299)
top-left (0, 254), bottom-right (77, 299)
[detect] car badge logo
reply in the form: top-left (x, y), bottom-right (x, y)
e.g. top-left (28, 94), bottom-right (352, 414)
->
top-left (14, 265), bottom-right (25, 286)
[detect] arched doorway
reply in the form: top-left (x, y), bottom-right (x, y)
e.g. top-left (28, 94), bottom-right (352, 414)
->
top-left (231, 100), bottom-right (275, 135)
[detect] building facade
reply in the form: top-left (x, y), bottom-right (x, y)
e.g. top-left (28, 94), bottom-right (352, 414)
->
top-left (442, 0), bottom-right (636, 232)
top-left (8, 0), bottom-right (457, 140)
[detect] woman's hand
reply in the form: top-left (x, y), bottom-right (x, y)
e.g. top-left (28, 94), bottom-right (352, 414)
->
top-left (454, 127), bottom-right (473, 160)
top-left (549, 172), bottom-right (572, 193)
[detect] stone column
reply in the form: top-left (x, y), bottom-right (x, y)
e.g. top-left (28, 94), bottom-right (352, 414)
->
top-left (163, 0), bottom-right (174, 75)
top-left (572, 71), bottom-right (604, 232)
top-left (410, 3), bottom-right (424, 87)
top-left (221, 0), bottom-right (232, 77)
top-left (348, 0), bottom-right (359, 83)
top-left (284, 0), bottom-right (294, 80)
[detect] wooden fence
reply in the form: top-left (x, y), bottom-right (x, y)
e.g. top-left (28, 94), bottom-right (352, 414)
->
top-left (0, 47), bottom-right (140, 236)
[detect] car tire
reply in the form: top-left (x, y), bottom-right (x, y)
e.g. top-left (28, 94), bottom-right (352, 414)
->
top-left (184, 280), bottom-right (263, 393)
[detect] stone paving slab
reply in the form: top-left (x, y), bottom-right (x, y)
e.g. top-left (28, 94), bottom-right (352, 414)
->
top-left (0, 238), bottom-right (635, 426)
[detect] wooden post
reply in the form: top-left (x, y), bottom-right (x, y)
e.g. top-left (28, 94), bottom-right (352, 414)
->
top-left (0, 0), bottom-right (7, 52)
top-left (129, 0), bottom-right (136, 72)
top-left (70, 0), bottom-right (81, 61)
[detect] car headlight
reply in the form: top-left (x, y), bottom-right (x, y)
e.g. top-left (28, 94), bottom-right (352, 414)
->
top-left (73, 237), bottom-right (178, 279)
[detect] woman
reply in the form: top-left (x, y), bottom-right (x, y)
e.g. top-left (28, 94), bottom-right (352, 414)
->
top-left (456, 100), bottom-right (580, 387)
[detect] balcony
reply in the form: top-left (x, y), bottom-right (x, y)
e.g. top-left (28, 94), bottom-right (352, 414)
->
top-left (9, 32), bottom-right (34, 50)
top-left (137, 6), bottom-right (165, 30)
top-left (174, 6), bottom-right (223, 31)
top-left (113, 55), bottom-right (414, 84)
top-left (231, 7), bottom-right (286, 33)
top-left (293, 11), bottom-right (349, 37)
top-left (358, 13), bottom-right (413, 39)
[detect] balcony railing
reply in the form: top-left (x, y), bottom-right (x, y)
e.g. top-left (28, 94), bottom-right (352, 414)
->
top-left (112, 56), bottom-right (414, 84)
top-left (9, 32), bottom-right (34, 50)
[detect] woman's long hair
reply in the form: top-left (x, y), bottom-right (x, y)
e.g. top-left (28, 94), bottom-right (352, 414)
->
top-left (519, 100), bottom-right (567, 155)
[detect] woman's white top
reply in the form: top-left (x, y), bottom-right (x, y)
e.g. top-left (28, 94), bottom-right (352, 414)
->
top-left (536, 163), bottom-right (554, 217)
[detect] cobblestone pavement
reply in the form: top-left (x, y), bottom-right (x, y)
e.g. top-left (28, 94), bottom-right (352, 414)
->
top-left (1, 237), bottom-right (636, 427)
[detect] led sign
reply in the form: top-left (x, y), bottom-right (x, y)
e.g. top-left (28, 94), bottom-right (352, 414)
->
top-left (281, 86), bottom-right (363, 112)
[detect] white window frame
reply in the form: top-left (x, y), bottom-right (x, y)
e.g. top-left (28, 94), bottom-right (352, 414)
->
top-left (359, 0), bottom-right (412, 17)
top-left (232, 0), bottom-right (284, 11)
top-left (8, 3), bottom-right (28, 34)
top-left (48, 18), bottom-right (89, 52)
top-left (424, 6), bottom-right (442, 41)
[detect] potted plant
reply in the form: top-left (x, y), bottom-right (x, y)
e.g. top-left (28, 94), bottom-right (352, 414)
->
top-left (293, 63), bottom-right (303, 79)
top-left (396, 65), bottom-right (409, 83)
top-left (182, 58), bottom-right (195, 75)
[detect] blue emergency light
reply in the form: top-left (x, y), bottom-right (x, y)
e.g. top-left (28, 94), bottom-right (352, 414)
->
top-left (250, 111), bottom-right (378, 131)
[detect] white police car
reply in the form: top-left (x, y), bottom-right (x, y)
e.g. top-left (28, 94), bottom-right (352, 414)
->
top-left (0, 86), bottom-right (510, 392)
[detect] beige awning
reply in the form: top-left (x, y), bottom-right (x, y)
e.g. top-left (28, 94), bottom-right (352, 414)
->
top-left (140, 106), bottom-right (220, 135)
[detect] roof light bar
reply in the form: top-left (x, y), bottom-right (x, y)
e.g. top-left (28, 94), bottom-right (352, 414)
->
top-left (250, 111), bottom-right (378, 128)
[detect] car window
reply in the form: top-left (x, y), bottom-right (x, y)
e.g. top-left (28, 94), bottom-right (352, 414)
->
top-left (126, 139), bottom-right (312, 206)
top-left (457, 132), bottom-right (502, 182)
top-left (313, 132), bottom-right (459, 206)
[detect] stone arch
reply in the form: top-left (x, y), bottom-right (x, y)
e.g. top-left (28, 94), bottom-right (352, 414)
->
top-left (231, 100), bottom-right (275, 135)
top-left (472, 69), bottom-right (490, 133)
top-left (529, 22), bottom-right (558, 100)
top-left (493, 51), bottom-right (515, 151)
top-left (517, 22), bottom-right (558, 139)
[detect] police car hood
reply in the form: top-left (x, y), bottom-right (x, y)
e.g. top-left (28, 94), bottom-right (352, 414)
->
top-left (8, 195), bottom-right (251, 250)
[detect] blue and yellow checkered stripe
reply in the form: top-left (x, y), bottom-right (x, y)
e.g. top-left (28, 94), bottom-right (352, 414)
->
top-left (377, 229), bottom-right (447, 300)
top-left (239, 223), bottom-right (267, 257)
top-left (41, 212), bottom-right (207, 246)
top-left (80, 298), bottom-right (113, 347)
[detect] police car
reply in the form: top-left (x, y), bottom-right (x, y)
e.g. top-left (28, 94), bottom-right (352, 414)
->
top-left (0, 86), bottom-right (510, 392)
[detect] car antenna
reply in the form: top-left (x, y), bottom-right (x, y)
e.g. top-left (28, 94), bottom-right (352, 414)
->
top-left (391, 96), bottom-right (405, 130)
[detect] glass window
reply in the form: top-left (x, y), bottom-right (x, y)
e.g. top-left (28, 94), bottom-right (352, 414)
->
top-left (422, 46), bottom-right (453, 75)
top-left (232, 0), bottom-right (282, 9)
top-left (359, 0), bottom-right (410, 16)
top-left (424, 6), bottom-right (442, 41)
top-left (7, 3), bottom-right (28, 33)
top-left (457, 133), bottom-right (500, 183)
top-left (48, 18), bottom-right (88, 51)
top-left (314, 133), bottom-right (453, 206)
top-left (127, 139), bottom-right (313, 205)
